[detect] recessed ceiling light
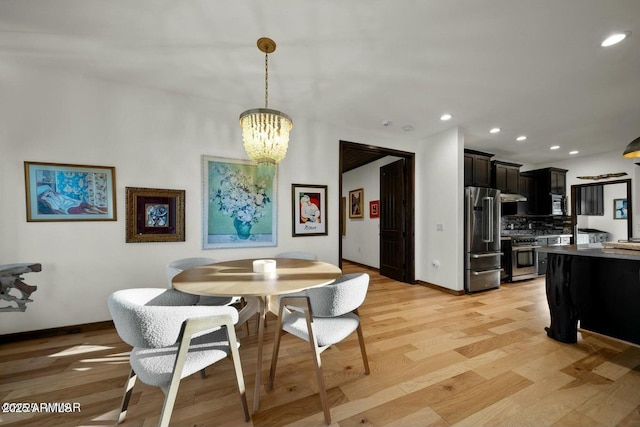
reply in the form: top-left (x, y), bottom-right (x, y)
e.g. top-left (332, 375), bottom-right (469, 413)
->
top-left (550, 145), bottom-right (560, 150)
top-left (489, 128), bottom-right (501, 134)
top-left (569, 150), bottom-right (579, 155)
top-left (402, 125), bottom-right (414, 132)
top-left (382, 120), bottom-right (392, 127)
top-left (440, 114), bottom-right (452, 121)
top-left (516, 136), bottom-right (527, 142)
top-left (601, 31), bottom-right (631, 47)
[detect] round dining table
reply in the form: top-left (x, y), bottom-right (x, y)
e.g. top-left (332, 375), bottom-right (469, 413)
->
top-left (172, 257), bottom-right (342, 411)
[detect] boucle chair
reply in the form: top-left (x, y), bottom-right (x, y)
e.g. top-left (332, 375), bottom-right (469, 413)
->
top-left (108, 288), bottom-right (249, 427)
top-left (268, 273), bottom-right (370, 424)
top-left (166, 257), bottom-right (234, 306)
top-left (167, 257), bottom-right (260, 334)
top-left (274, 251), bottom-right (318, 260)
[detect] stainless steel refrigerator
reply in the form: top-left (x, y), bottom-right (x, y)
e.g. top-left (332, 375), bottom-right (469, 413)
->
top-left (465, 187), bottom-right (502, 293)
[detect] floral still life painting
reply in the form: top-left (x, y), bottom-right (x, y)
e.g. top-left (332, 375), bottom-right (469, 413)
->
top-left (202, 156), bottom-right (277, 249)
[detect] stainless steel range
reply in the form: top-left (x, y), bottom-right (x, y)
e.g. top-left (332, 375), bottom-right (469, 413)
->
top-left (511, 236), bottom-right (540, 281)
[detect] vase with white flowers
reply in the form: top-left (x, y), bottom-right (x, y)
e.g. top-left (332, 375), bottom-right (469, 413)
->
top-left (211, 164), bottom-right (270, 240)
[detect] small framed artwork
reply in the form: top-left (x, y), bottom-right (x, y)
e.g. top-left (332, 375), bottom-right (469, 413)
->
top-left (370, 200), bottom-right (380, 218)
top-left (292, 184), bottom-right (327, 236)
top-left (613, 198), bottom-right (628, 220)
top-left (349, 188), bottom-right (364, 219)
top-left (341, 197), bottom-right (346, 236)
top-left (24, 161), bottom-right (116, 222)
top-left (126, 187), bottom-right (185, 243)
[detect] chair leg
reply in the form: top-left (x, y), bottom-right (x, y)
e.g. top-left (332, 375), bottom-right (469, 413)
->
top-left (356, 323), bottom-right (370, 375)
top-left (354, 309), bottom-right (370, 375)
top-left (117, 369), bottom-right (137, 424)
top-left (268, 302), bottom-right (287, 390)
top-left (200, 368), bottom-right (207, 379)
top-left (227, 325), bottom-right (250, 422)
top-left (304, 312), bottom-right (331, 425)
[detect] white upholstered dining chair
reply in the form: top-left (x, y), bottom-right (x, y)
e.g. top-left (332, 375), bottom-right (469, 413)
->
top-left (108, 288), bottom-right (249, 427)
top-left (268, 272), bottom-right (370, 424)
top-left (274, 251), bottom-right (318, 260)
top-left (167, 257), bottom-right (259, 334)
top-left (166, 257), bottom-right (234, 306)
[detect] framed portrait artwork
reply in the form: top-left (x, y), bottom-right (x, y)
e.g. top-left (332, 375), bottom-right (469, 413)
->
top-left (202, 156), bottom-right (277, 249)
top-left (370, 200), bottom-right (380, 218)
top-left (614, 198), bottom-right (628, 220)
top-left (125, 187), bottom-right (185, 243)
top-left (24, 161), bottom-right (116, 222)
top-left (292, 184), bottom-right (327, 236)
top-left (348, 188), bottom-right (364, 219)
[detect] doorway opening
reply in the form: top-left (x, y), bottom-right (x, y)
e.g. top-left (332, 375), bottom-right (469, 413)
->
top-left (339, 140), bottom-right (415, 284)
top-left (570, 178), bottom-right (633, 241)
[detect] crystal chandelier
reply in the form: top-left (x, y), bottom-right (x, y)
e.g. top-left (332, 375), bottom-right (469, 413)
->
top-left (239, 38), bottom-right (293, 170)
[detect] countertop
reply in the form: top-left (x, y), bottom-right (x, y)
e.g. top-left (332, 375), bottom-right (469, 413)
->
top-left (500, 233), bottom-right (572, 240)
top-left (538, 243), bottom-right (640, 261)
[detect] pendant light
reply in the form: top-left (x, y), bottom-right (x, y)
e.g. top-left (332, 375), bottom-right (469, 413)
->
top-left (239, 38), bottom-right (293, 172)
top-left (623, 136), bottom-right (640, 158)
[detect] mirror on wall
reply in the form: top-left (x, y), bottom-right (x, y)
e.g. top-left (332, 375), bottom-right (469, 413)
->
top-left (570, 179), bottom-right (632, 243)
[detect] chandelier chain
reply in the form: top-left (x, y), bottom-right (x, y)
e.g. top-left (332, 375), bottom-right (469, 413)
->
top-left (264, 52), bottom-right (269, 108)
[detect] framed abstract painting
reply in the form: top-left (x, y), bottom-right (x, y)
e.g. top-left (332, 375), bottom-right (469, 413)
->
top-left (291, 184), bottom-right (327, 236)
top-left (348, 188), bottom-right (364, 219)
top-left (125, 187), bottom-right (185, 243)
top-left (24, 161), bottom-right (116, 222)
top-left (202, 156), bottom-right (277, 249)
top-left (369, 200), bottom-right (380, 218)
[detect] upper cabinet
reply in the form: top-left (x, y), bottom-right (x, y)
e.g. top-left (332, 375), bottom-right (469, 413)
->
top-left (550, 168), bottom-right (567, 195)
top-left (575, 185), bottom-right (604, 216)
top-left (517, 174), bottom-right (535, 215)
top-left (491, 160), bottom-right (521, 193)
top-left (520, 167), bottom-right (568, 215)
top-left (464, 149), bottom-right (493, 188)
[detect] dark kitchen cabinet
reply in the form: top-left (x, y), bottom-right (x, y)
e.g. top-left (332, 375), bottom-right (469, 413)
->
top-left (520, 167), bottom-right (568, 215)
top-left (576, 185), bottom-right (604, 215)
top-left (464, 149), bottom-right (493, 187)
top-left (517, 175), bottom-right (535, 215)
top-left (491, 160), bottom-right (521, 193)
top-left (550, 169), bottom-right (566, 195)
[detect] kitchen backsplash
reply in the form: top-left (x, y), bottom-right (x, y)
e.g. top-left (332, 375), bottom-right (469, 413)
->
top-left (501, 215), bottom-right (572, 235)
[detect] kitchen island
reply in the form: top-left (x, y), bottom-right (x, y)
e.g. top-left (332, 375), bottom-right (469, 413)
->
top-left (541, 244), bottom-right (640, 346)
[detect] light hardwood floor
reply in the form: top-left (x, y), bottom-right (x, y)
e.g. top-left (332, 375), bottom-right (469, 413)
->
top-left (1, 261), bottom-right (640, 426)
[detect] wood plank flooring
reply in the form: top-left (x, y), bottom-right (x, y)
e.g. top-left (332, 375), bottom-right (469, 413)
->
top-left (1, 261), bottom-right (639, 426)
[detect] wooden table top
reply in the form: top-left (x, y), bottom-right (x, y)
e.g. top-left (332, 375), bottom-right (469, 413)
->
top-left (172, 258), bottom-right (342, 297)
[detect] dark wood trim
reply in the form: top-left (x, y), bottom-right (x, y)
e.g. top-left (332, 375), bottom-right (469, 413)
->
top-left (0, 320), bottom-right (115, 344)
top-left (416, 280), bottom-right (465, 296)
top-left (339, 140), bottom-right (415, 283)
top-left (570, 178), bottom-right (632, 240)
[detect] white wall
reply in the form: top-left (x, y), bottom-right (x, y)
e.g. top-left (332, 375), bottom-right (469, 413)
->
top-left (417, 128), bottom-right (465, 291)
top-left (341, 156), bottom-right (402, 267)
top-left (1, 62), bottom-right (464, 334)
top-left (0, 65), bottom-right (339, 334)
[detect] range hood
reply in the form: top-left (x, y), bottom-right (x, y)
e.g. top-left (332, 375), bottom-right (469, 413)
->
top-left (500, 192), bottom-right (527, 203)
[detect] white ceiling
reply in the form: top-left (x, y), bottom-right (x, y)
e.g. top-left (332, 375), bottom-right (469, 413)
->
top-left (2, 0), bottom-right (639, 165)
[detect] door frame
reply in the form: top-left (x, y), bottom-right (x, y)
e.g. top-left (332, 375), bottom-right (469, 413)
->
top-left (339, 140), bottom-right (415, 283)
top-left (570, 178), bottom-right (633, 241)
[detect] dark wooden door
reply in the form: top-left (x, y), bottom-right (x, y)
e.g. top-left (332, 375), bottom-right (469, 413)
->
top-left (380, 159), bottom-right (405, 281)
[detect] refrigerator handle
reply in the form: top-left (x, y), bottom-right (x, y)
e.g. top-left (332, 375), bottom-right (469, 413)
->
top-left (482, 196), bottom-right (493, 243)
